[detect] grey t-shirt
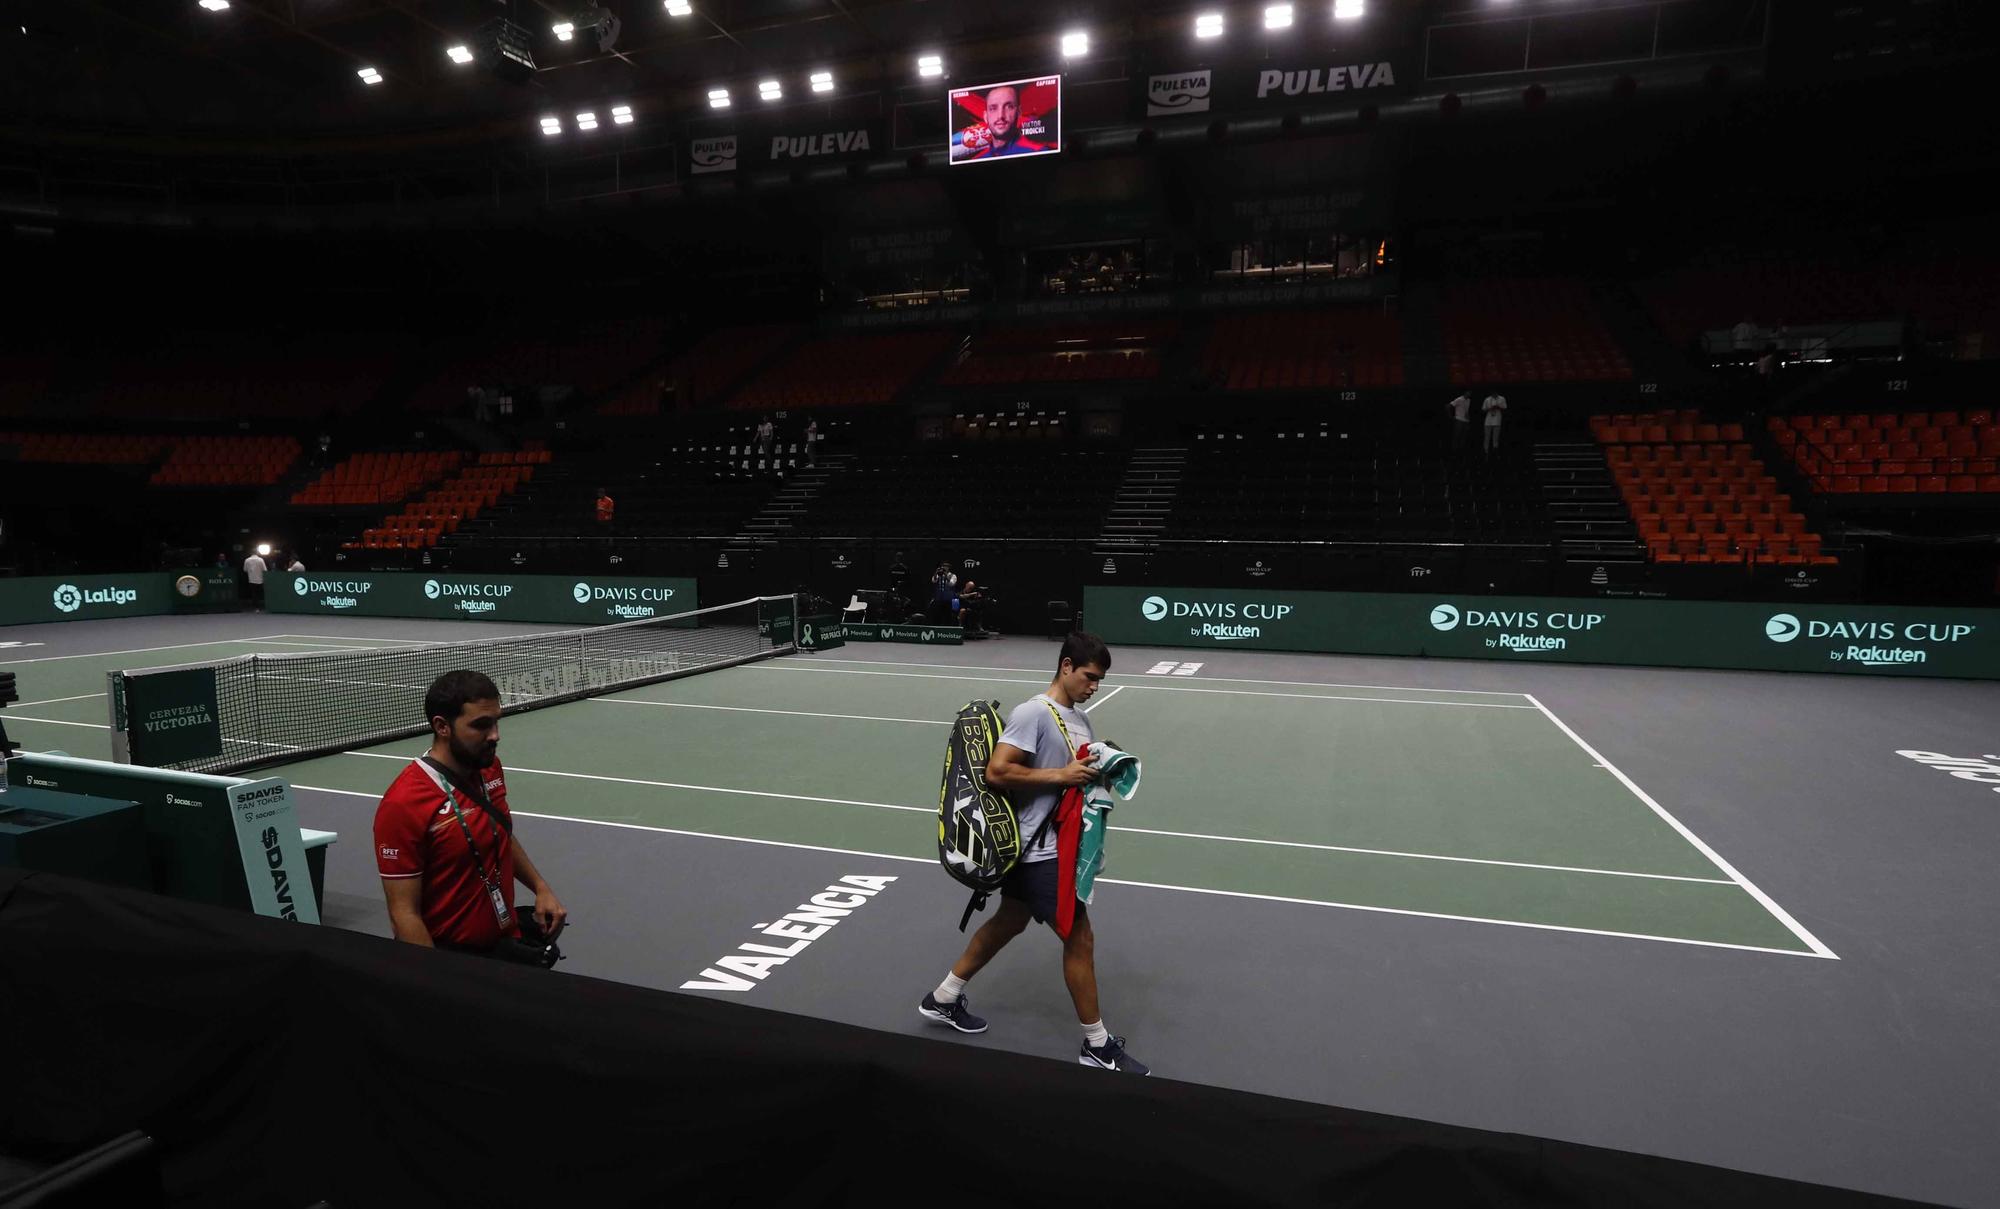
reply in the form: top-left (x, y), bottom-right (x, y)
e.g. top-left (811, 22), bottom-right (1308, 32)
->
top-left (998, 692), bottom-right (1093, 863)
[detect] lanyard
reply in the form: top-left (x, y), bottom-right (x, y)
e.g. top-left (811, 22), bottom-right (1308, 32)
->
top-left (420, 757), bottom-right (512, 927)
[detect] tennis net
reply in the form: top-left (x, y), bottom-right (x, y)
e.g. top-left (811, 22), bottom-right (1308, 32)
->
top-left (107, 593), bottom-right (799, 776)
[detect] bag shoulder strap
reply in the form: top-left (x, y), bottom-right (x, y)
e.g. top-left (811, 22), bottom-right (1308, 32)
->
top-left (1037, 695), bottom-right (1079, 755)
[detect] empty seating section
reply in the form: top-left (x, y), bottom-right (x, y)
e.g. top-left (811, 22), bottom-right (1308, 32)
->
top-left (1443, 279), bottom-right (1629, 384)
top-left (354, 452), bottom-right (550, 551)
top-left (150, 436), bottom-right (300, 486)
top-left (1773, 409), bottom-right (1999, 494)
top-left (793, 447), bottom-right (1121, 539)
top-left (1448, 278), bottom-right (1632, 382)
top-left (292, 450), bottom-right (463, 508)
top-left (1206, 308), bottom-right (1403, 390)
top-left (948, 409), bottom-right (1070, 441)
top-left (0, 433), bottom-right (172, 464)
top-left (1172, 426), bottom-right (1544, 542)
top-left (0, 432), bottom-right (298, 486)
top-left (447, 446), bottom-right (778, 551)
top-left (940, 322), bottom-right (1175, 386)
top-left (1593, 410), bottom-right (1833, 565)
top-left (0, 356), bottom-right (55, 414)
top-left (1642, 257), bottom-right (2000, 348)
top-left (729, 331), bottom-right (952, 409)
top-left (81, 334), bottom-right (405, 419)
top-left (412, 317), bottom-right (670, 413)
top-left (598, 324), bottom-right (796, 416)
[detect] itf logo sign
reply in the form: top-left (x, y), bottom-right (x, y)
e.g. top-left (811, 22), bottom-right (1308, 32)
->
top-left (1765, 613), bottom-right (1801, 643)
top-left (573, 582), bottom-right (593, 603)
top-left (1429, 603), bottom-right (1461, 631)
top-left (1141, 595), bottom-right (1169, 621)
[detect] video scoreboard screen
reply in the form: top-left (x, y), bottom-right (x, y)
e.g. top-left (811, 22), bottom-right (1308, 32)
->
top-left (948, 76), bottom-right (1061, 164)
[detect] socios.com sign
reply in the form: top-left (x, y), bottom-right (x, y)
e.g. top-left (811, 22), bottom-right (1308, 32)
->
top-left (1086, 586), bottom-right (2000, 680)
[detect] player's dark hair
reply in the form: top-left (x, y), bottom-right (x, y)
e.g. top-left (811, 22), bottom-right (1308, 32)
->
top-left (1058, 631), bottom-right (1111, 675)
top-left (425, 670), bottom-right (500, 730)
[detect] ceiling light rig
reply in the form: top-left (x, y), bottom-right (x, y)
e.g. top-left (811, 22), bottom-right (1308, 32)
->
top-left (810, 70), bottom-right (834, 94)
top-left (612, 104), bottom-right (634, 124)
top-left (708, 87), bottom-right (732, 109)
top-left (446, 44), bottom-right (474, 65)
top-left (540, 114), bottom-right (563, 135)
top-left (665, 0), bottom-right (693, 14)
top-left (758, 79), bottom-right (782, 101)
top-left (356, 65), bottom-right (383, 85)
top-left (917, 53), bottom-right (943, 78)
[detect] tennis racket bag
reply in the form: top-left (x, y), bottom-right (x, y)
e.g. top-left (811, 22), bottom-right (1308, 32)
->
top-left (937, 699), bottom-right (1051, 931)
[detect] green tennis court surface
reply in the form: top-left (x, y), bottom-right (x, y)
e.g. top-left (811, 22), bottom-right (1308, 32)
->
top-left (1, 636), bottom-right (1827, 959)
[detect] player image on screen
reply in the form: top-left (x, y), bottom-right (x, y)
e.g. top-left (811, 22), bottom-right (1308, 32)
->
top-left (949, 76), bottom-right (1061, 164)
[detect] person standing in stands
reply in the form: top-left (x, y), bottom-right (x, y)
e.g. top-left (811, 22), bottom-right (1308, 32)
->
top-left (1482, 390), bottom-right (1508, 456)
top-left (917, 632), bottom-right (1148, 1074)
top-left (1447, 390), bottom-right (1474, 454)
top-left (756, 417), bottom-right (775, 457)
top-left (594, 487), bottom-right (616, 528)
top-left (804, 419), bottom-right (820, 467)
top-left (374, 670), bottom-right (567, 959)
top-left (241, 547), bottom-right (267, 611)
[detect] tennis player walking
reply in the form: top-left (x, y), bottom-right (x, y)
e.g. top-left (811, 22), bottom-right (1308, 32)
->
top-left (917, 632), bottom-right (1149, 1074)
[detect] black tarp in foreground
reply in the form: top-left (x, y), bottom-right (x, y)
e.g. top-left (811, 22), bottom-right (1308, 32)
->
top-left (0, 869), bottom-right (1936, 1209)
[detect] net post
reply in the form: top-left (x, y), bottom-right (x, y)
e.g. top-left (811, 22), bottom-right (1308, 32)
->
top-left (106, 670), bottom-right (132, 764)
top-left (792, 591), bottom-right (804, 650)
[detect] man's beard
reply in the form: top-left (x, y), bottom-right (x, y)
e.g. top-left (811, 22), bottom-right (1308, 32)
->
top-left (450, 735), bottom-right (495, 768)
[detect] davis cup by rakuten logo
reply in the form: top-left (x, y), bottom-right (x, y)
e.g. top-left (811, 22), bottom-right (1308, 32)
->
top-left (52, 584), bottom-right (83, 613)
top-left (573, 582), bottom-right (593, 604)
top-left (1141, 596), bottom-right (1169, 621)
top-left (293, 576), bottom-right (307, 595)
top-left (1766, 613), bottom-right (1801, 643)
top-left (424, 580), bottom-right (442, 599)
top-left (1429, 603), bottom-right (1461, 631)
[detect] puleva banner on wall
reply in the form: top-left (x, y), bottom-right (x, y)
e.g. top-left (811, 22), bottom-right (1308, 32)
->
top-left (1141, 57), bottom-right (1408, 121)
top-left (269, 572), bottom-right (698, 625)
top-left (686, 120), bottom-right (883, 176)
top-left (1086, 586), bottom-right (2000, 680)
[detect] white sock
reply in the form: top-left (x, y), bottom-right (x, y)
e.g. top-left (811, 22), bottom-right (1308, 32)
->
top-left (1082, 1019), bottom-right (1110, 1049)
top-left (934, 973), bottom-right (968, 1004)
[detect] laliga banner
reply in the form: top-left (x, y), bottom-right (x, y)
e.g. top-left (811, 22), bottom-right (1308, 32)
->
top-left (1143, 56), bottom-right (1408, 120)
top-left (1086, 586), bottom-right (2000, 680)
top-left (686, 120), bottom-right (884, 176)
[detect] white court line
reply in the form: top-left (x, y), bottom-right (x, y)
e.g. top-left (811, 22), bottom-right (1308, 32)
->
top-left (754, 663), bottom-right (1537, 709)
top-left (0, 636), bottom-right (354, 666)
top-left (285, 781), bottom-right (1816, 956)
top-left (251, 640), bottom-right (396, 650)
top-left (804, 656), bottom-right (1530, 698)
top-left (272, 633), bottom-right (438, 645)
top-left (1081, 684), bottom-right (1124, 714)
top-left (1524, 693), bottom-right (1838, 960)
top-left (9, 692), bottom-right (106, 709)
top-left (595, 699), bottom-right (949, 726)
top-left (330, 750), bottom-right (1737, 885)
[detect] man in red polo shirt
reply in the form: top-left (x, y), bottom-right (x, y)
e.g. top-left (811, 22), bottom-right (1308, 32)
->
top-left (374, 669), bottom-right (567, 957)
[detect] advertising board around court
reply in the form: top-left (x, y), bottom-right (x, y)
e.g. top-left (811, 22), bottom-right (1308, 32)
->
top-left (1085, 586), bottom-right (2000, 680)
top-left (266, 571), bottom-right (697, 626)
top-left (0, 572), bottom-right (180, 626)
top-left (842, 623), bottom-right (963, 645)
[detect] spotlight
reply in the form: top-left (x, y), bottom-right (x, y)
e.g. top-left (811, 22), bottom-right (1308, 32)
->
top-left (255, 543), bottom-right (272, 557)
top-left (810, 70), bottom-right (833, 93)
top-left (198, 0), bottom-right (229, 11)
top-left (1195, 12), bottom-right (1224, 38)
top-left (1264, 4), bottom-right (1293, 29)
top-left (446, 44), bottom-right (474, 64)
top-left (917, 53), bottom-right (943, 78)
top-left (1061, 30), bottom-right (1088, 58)
top-left (612, 104), bottom-right (633, 124)
top-left (708, 87), bottom-right (731, 109)
top-left (552, 21), bottom-right (574, 40)
top-left (356, 65), bottom-right (383, 84)
top-left (1333, 0), bottom-right (1365, 17)
top-left (758, 78), bottom-right (781, 101)
top-left (665, 0), bottom-right (692, 13)
top-left (576, 110), bottom-right (598, 130)
top-left (540, 115), bottom-right (562, 135)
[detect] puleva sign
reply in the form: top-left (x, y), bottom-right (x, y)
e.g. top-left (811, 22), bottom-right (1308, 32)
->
top-left (1089, 586), bottom-right (2000, 680)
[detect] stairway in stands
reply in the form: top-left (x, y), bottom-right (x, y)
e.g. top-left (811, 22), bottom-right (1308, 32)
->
top-left (1533, 439), bottom-right (1646, 564)
top-left (732, 453), bottom-right (853, 543)
top-left (1095, 446), bottom-right (1185, 552)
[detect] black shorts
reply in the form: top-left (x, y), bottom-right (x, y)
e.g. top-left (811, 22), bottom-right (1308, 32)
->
top-left (1000, 858), bottom-right (1079, 927)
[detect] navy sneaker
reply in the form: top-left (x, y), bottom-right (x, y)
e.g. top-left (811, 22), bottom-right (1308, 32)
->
top-left (918, 992), bottom-right (988, 1034)
top-left (1080, 1036), bottom-right (1149, 1075)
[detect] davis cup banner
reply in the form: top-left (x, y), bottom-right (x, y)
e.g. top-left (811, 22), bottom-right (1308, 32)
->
top-left (270, 571), bottom-right (698, 625)
top-left (1086, 586), bottom-right (2000, 679)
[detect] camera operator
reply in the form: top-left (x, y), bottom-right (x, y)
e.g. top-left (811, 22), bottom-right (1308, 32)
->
top-left (928, 561), bottom-right (960, 624)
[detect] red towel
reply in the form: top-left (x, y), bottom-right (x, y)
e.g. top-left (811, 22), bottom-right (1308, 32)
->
top-left (1051, 742), bottom-right (1090, 939)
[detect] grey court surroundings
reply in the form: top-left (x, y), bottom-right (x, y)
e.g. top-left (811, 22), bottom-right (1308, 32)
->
top-left (4, 611), bottom-right (1997, 1208)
